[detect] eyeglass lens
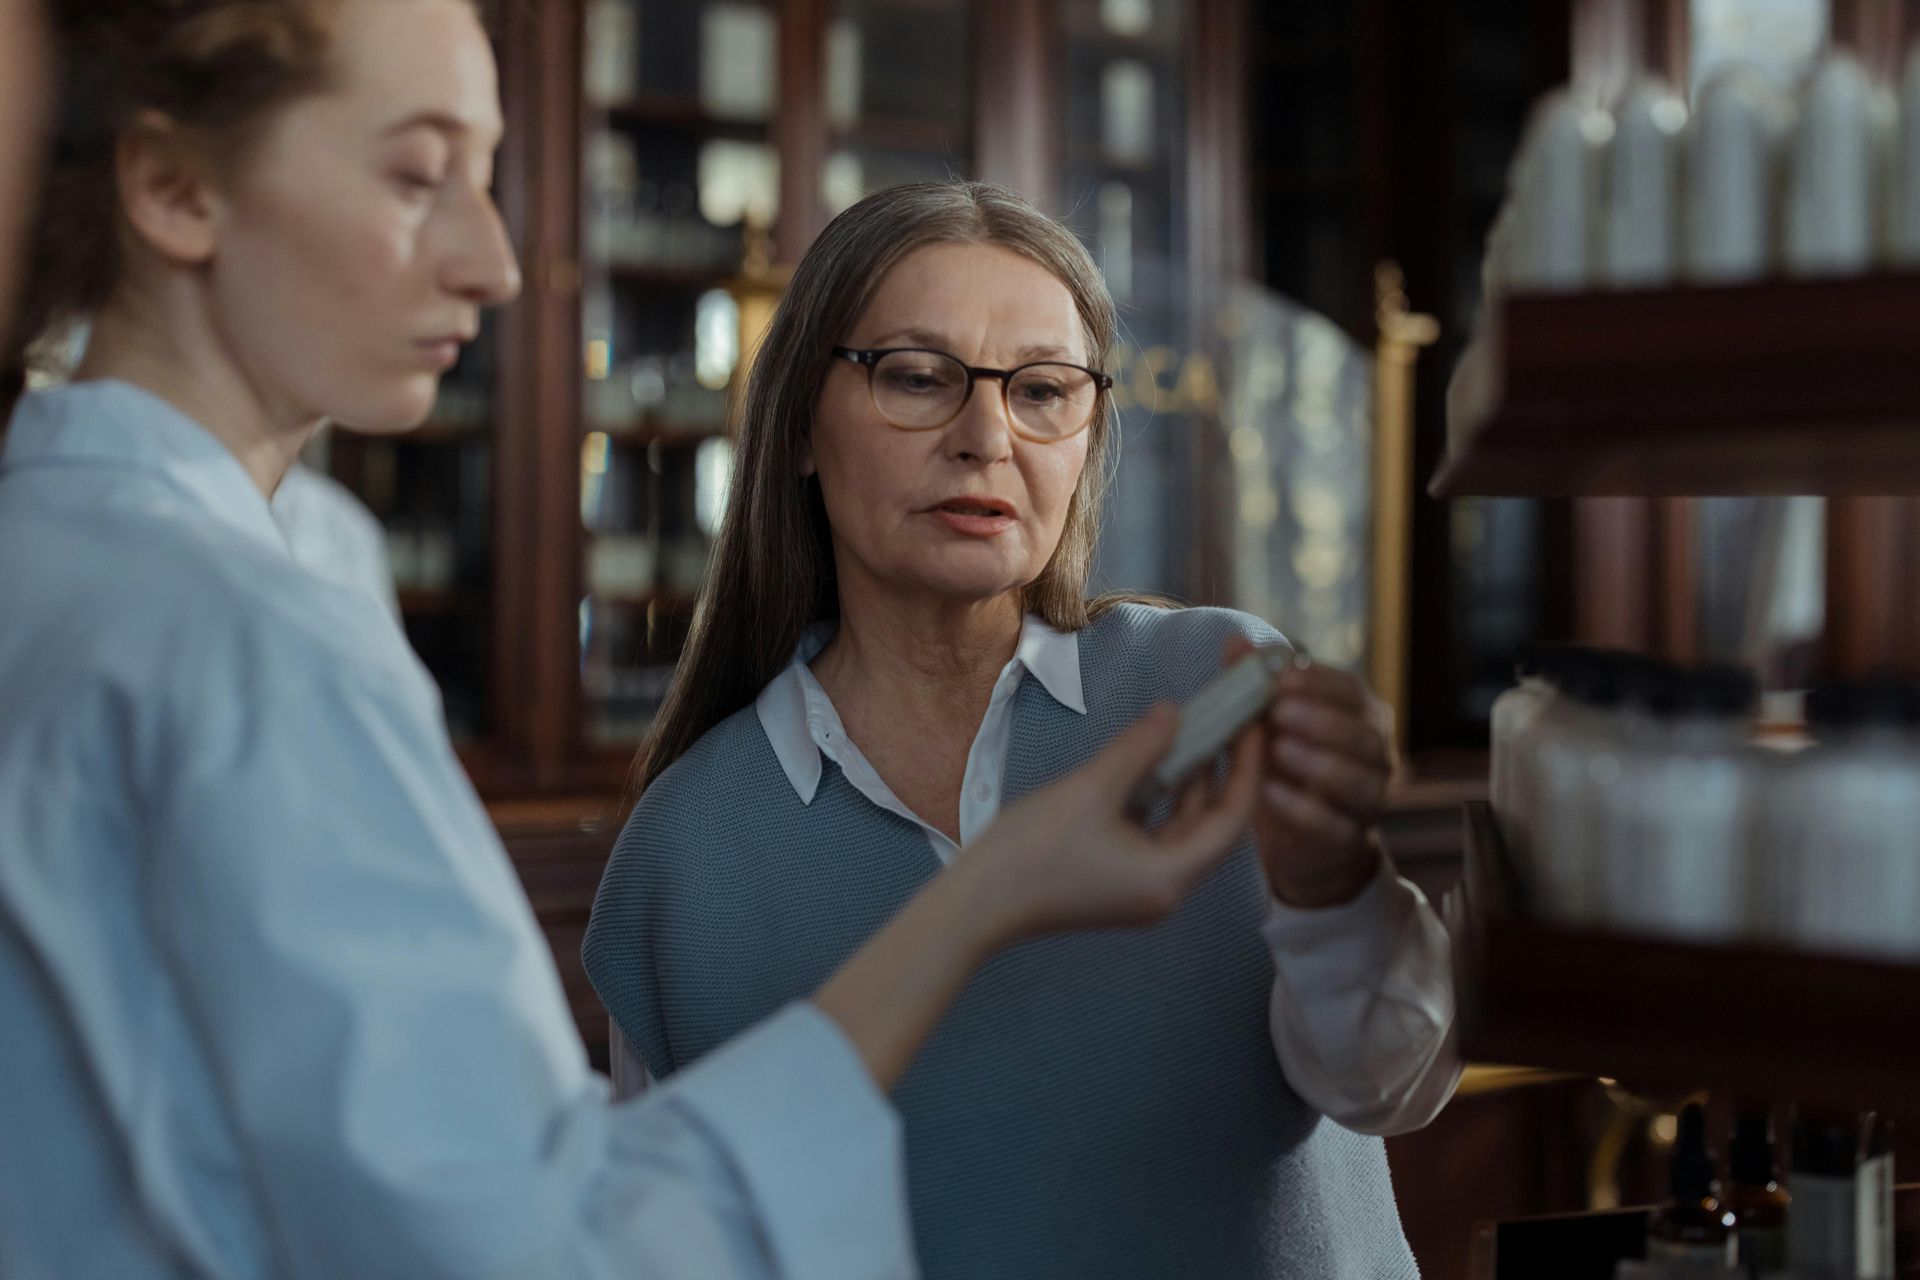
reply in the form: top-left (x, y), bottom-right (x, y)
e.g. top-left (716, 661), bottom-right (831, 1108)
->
top-left (869, 350), bottom-right (1098, 439)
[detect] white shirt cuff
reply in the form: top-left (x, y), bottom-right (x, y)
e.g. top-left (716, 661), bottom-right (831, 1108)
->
top-left (1261, 852), bottom-right (1461, 1135)
top-left (660, 1002), bottom-right (916, 1279)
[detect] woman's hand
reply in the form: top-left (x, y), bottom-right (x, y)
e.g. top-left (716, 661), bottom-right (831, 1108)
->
top-left (962, 703), bottom-right (1264, 943)
top-left (816, 704), bottom-right (1262, 1089)
top-left (1226, 636), bottom-right (1397, 909)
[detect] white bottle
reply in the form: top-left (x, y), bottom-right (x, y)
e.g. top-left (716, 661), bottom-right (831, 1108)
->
top-left (1491, 650), bottom-right (1555, 858)
top-left (1786, 53), bottom-right (1896, 276)
top-left (1531, 652), bottom-right (1631, 924)
top-left (1511, 91), bottom-right (1611, 291)
top-left (1759, 684), bottom-right (1920, 958)
top-left (1893, 45), bottom-right (1920, 264)
top-left (1599, 666), bottom-right (1757, 941)
top-left (1686, 68), bottom-right (1795, 283)
top-left (1605, 78), bottom-right (1688, 286)
top-left (584, 0), bottom-right (640, 104)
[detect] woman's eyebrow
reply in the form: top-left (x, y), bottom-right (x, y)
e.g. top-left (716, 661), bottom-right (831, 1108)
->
top-left (868, 327), bottom-right (952, 350)
top-left (1014, 343), bottom-right (1072, 361)
top-left (867, 329), bottom-right (1078, 363)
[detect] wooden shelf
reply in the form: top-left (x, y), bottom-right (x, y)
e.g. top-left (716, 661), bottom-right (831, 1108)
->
top-left (1256, 166), bottom-right (1355, 196)
top-left (397, 587), bottom-right (470, 616)
top-left (405, 420), bottom-right (489, 445)
top-left (1455, 800), bottom-right (1920, 1117)
top-left (1433, 272), bottom-right (1920, 497)
top-left (602, 262), bottom-right (736, 291)
top-left (600, 424), bottom-right (728, 449)
top-left (833, 115), bottom-right (966, 154)
top-left (587, 589), bottom-right (700, 613)
top-left (1061, 18), bottom-right (1178, 59)
top-left (593, 93), bottom-right (769, 141)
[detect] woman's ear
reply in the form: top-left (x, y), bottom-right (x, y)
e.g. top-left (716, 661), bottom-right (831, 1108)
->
top-left (115, 110), bottom-right (221, 268)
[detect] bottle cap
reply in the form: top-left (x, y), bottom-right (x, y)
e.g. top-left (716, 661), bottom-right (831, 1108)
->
top-left (1805, 680), bottom-right (1920, 731)
top-left (1791, 1116), bottom-right (1859, 1178)
top-left (1671, 1103), bottom-right (1720, 1201)
top-left (1556, 649), bottom-right (1635, 709)
top-left (1679, 665), bottom-right (1759, 719)
top-left (1730, 1108), bottom-right (1777, 1187)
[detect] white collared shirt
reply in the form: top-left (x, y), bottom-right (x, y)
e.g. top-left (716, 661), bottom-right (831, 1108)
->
top-left (748, 614), bottom-right (1463, 1136)
top-left (0, 381), bottom-right (915, 1280)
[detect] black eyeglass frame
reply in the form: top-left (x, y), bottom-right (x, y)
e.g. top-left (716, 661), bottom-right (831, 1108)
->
top-left (830, 345), bottom-right (1115, 442)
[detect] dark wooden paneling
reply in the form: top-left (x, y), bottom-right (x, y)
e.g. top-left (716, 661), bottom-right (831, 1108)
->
top-left (1457, 801), bottom-right (1920, 1120)
top-left (1827, 497), bottom-right (1920, 680)
top-left (970, 0), bottom-right (1058, 211)
top-left (1573, 498), bottom-right (1656, 650)
top-left (497, 803), bottom-right (622, 1072)
top-left (488, 0), bottom-right (589, 794)
top-left (774, 0), bottom-right (830, 264)
top-left (1391, 1077), bottom-right (1604, 1280)
top-left (1181, 0), bottom-right (1251, 604)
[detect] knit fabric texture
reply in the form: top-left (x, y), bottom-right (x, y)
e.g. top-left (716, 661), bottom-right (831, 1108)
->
top-left (584, 604), bottom-right (1419, 1278)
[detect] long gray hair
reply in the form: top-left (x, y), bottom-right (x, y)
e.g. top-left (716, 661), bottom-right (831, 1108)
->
top-left (632, 181), bottom-right (1141, 798)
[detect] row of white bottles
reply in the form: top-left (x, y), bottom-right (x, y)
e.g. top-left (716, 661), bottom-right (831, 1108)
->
top-left (1488, 47), bottom-right (1920, 294)
top-left (1492, 648), bottom-right (1920, 960)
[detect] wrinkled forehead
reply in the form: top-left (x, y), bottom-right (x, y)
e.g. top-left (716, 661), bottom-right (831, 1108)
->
top-left (855, 241), bottom-right (1091, 366)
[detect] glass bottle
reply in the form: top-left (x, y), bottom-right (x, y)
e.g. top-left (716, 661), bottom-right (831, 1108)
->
top-left (1724, 1107), bottom-right (1788, 1277)
top-left (1490, 645), bottom-right (1554, 852)
top-left (1647, 1103), bottom-right (1736, 1267)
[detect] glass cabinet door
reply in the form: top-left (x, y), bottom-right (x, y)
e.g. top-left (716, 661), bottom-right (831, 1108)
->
top-left (821, 0), bottom-right (972, 216)
top-left (577, 0), bottom-right (776, 752)
top-left (1058, 0), bottom-right (1195, 599)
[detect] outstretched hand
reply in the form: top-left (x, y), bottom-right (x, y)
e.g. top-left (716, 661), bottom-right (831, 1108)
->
top-left (970, 702), bottom-right (1265, 940)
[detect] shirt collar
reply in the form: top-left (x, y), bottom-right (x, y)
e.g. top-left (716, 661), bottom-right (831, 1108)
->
top-left (754, 613), bottom-right (1086, 805)
top-left (1014, 613), bottom-right (1087, 717)
top-left (2, 380), bottom-right (292, 559)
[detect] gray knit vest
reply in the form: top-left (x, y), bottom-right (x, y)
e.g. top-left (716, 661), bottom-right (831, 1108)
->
top-left (584, 604), bottom-right (1418, 1279)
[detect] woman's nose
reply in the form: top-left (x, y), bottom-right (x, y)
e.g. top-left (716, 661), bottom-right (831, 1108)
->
top-left (440, 188), bottom-right (523, 307)
top-left (945, 378), bottom-right (1016, 463)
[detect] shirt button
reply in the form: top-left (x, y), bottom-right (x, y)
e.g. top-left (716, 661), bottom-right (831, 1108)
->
top-left (973, 781), bottom-right (993, 802)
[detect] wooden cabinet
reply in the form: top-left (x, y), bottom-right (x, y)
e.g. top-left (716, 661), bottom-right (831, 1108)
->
top-left (312, 0), bottom-right (1257, 1063)
top-left (328, 0), bottom-right (1256, 808)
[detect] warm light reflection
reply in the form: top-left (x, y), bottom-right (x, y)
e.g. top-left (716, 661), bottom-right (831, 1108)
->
top-left (586, 337), bottom-right (612, 382)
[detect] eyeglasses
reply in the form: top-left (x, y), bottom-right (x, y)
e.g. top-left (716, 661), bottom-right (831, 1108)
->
top-left (830, 346), bottom-right (1113, 443)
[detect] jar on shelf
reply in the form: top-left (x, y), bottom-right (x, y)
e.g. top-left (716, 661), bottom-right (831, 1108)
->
top-left (1597, 663), bottom-right (1759, 941)
top-left (1522, 648), bottom-right (1635, 923)
top-left (1604, 77), bottom-right (1687, 287)
top-left (1686, 67), bottom-right (1794, 284)
top-left (583, 0), bottom-right (640, 104)
top-left (1757, 682), bottom-right (1920, 959)
top-left (1490, 644), bottom-right (1555, 855)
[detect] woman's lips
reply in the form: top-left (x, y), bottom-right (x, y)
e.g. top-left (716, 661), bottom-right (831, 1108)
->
top-left (929, 500), bottom-right (1016, 537)
top-left (417, 338), bottom-right (463, 370)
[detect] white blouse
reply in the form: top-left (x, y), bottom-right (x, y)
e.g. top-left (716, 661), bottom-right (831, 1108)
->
top-left (0, 381), bottom-right (915, 1280)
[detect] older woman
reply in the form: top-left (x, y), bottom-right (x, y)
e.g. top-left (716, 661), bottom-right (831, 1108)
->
top-left (585, 181), bottom-right (1459, 1279)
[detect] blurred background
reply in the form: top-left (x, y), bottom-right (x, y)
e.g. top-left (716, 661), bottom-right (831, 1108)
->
top-left (292, 1), bottom-right (1920, 1275)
